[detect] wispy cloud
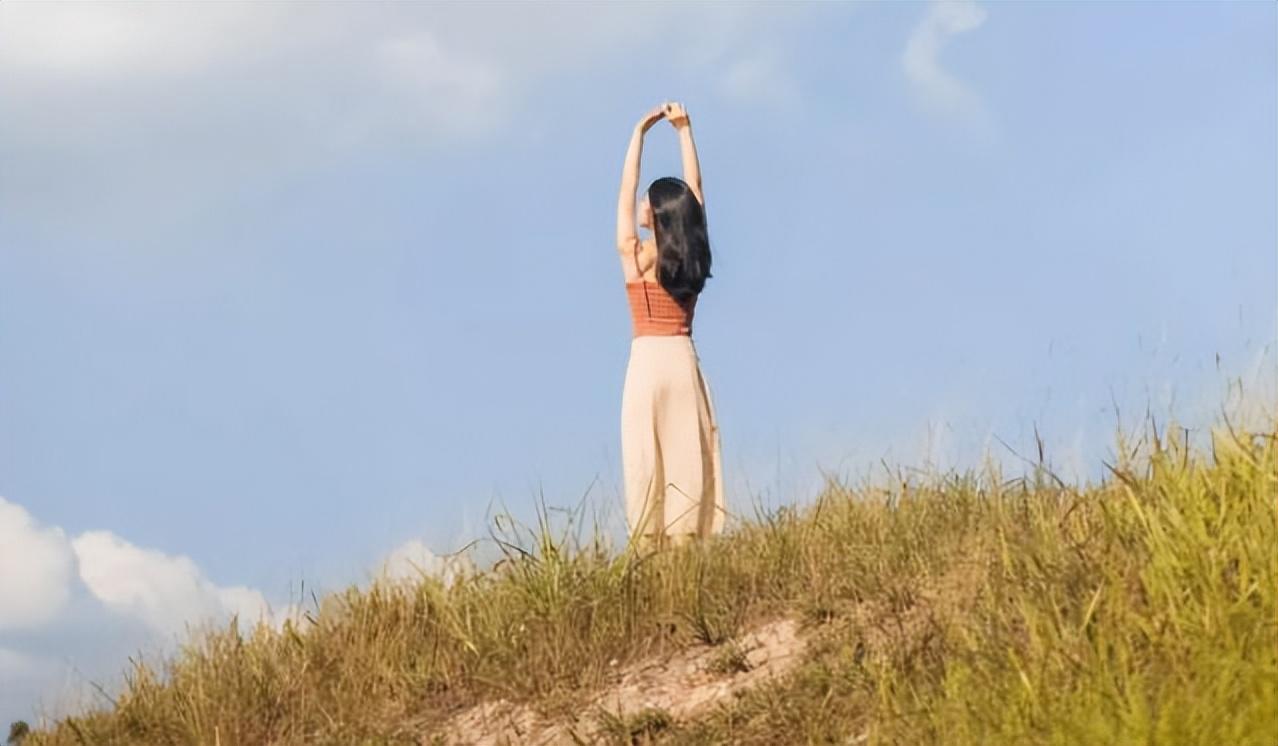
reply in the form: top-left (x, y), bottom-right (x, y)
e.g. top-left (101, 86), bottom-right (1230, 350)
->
top-left (902, 0), bottom-right (990, 129)
top-left (0, 2), bottom-right (808, 153)
top-left (0, 4), bottom-right (512, 157)
top-left (0, 3), bottom-right (515, 236)
top-left (0, 2), bottom-right (811, 233)
top-left (0, 2), bottom-right (271, 76)
top-left (717, 48), bottom-right (801, 108)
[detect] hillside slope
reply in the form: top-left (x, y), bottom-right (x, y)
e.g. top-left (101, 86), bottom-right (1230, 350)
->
top-left (24, 420), bottom-right (1277, 745)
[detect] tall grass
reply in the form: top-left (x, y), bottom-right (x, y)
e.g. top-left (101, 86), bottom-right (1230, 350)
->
top-left (25, 416), bottom-right (1276, 745)
top-left (680, 421), bottom-right (1277, 745)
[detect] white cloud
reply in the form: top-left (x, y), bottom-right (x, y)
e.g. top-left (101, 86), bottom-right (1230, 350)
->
top-left (0, 498), bottom-right (75, 631)
top-left (0, 498), bottom-right (293, 723)
top-left (380, 539), bottom-right (473, 587)
top-left (70, 531), bottom-right (274, 638)
top-left (0, 498), bottom-right (474, 724)
top-left (902, 0), bottom-right (990, 127)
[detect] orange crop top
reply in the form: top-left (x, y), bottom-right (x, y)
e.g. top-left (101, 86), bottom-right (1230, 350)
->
top-left (626, 241), bottom-right (696, 337)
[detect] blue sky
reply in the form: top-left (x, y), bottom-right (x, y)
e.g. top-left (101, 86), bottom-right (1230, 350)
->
top-left (1, 0), bottom-right (1274, 725)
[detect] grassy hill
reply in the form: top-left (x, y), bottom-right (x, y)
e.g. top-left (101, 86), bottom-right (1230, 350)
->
top-left (22, 417), bottom-right (1277, 745)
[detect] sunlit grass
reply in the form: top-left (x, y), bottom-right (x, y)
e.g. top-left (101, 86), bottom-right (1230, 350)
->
top-left (24, 412), bottom-right (1277, 745)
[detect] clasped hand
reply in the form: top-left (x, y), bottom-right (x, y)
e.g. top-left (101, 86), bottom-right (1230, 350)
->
top-left (637, 101), bottom-right (691, 133)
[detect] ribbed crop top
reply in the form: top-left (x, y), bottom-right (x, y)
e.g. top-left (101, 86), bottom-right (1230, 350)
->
top-left (625, 240), bottom-right (696, 337)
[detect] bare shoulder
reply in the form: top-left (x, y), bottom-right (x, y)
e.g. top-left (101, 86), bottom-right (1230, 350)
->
top-left (617, 237), bottom-right (658, 281)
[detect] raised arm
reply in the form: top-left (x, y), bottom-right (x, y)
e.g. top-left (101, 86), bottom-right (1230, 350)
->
top-left (616, 104), bottom-right (668, 251)
top-left (664, 102), bottom-right (703, 206)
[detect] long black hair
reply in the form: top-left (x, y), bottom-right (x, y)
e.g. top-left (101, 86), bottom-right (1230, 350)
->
top-left (648, 176), bottom-right (711, 305)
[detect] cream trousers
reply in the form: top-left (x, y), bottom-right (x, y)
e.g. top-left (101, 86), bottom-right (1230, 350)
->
top-left (621, 335), bottom-right (725, 544)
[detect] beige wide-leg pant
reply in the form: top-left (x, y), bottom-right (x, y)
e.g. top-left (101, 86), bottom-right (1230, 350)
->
top-left (622, 335), bottom-right (725, 545)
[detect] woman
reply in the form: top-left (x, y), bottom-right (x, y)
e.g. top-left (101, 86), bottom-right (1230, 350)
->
top-left (616, 101), bottom-right (725, 550)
